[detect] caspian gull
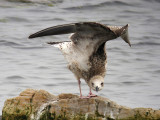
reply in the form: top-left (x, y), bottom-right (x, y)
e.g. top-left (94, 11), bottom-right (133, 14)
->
top-left (29, 22), bottom-right (131, 98)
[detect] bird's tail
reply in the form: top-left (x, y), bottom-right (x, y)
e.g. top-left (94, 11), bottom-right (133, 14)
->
top-left (108, 24), bottom-right (131, 47)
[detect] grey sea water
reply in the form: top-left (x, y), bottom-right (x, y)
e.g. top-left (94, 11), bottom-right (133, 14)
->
top-left (0, 0), bottom-right (160, 115)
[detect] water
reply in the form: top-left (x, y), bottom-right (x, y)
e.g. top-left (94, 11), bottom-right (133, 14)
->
top-left (0, 0), bottom-right (160, 115)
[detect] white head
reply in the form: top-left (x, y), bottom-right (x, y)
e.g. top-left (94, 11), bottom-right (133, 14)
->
top-left (89, 75), bottom-right (104, 92)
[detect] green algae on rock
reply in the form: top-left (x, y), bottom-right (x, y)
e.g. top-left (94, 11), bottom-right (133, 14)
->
top-left (2, 89), bottom-right (160, 120)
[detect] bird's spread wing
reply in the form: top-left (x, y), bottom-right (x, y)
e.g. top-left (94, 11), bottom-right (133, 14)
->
top-left (29, 22), bottom-right (115, 39)
top-left (29, 22), bottom-right (118, 52)
top-left (29, 23), bottom-right (76, 39)
top-left (69, 22), bottom-right (117, 47)
top-left (28, 22), bottom-right (131, 73)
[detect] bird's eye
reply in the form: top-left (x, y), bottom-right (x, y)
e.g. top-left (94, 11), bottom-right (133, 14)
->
top-left (101, 82), bottom-right (104, 86)
top-left (92, 83), bottom-right (94, 86)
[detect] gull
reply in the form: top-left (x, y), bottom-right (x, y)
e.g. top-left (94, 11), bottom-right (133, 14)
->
top-left (29, 22), bottom-right (131, 98)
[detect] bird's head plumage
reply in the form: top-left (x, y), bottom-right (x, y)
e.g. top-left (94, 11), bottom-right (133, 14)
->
top-left (89, 75), bottom-right (104, 92)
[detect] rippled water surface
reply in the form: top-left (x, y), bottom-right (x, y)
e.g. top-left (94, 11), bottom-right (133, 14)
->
top-left (0, 0), bottom-right (160, 115)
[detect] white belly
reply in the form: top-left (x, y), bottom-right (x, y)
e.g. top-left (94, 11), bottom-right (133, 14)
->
top-left (54, 41), bottom-right (94, 71)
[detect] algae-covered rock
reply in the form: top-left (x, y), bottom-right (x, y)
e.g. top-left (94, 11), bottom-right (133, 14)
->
top-left (2, 89), bottom-right (160, 120)
top-left (2, 89), bottom-right (56, 120)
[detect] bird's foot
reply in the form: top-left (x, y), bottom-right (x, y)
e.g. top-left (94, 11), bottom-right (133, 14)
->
top-left (88, 93), bottom-right (97, 97)
top-left (79, 96), bottom-right (90, 99)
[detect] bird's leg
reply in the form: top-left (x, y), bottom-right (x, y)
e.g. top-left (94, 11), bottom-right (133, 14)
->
top-left (78, 79), bottom-right (90, 99)
top-left (78, 79), bottom-right (82, 97)
top-left (88, 88), bottom-right (97, 97)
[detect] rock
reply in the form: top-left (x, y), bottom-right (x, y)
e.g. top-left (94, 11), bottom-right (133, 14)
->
top-left (2, 89), bottom-right (160, 120)
top-left (2, 89), bottom-right (56, 120)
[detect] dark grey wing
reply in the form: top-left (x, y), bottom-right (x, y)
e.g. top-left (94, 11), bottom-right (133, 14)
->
top-left (29, 23), bottom-right (76, 39)
top-left (70, 22), bottom-right (116, 43)
top-left (28, 22), bottom-right (115, 40)
top-left (74, 22), bottom-right (131, 47)
top-left (29, 22), bottom-right (130, 47)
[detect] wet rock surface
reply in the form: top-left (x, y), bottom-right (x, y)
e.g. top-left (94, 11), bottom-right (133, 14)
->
top-left (2, 89), bottom-right (160, 120)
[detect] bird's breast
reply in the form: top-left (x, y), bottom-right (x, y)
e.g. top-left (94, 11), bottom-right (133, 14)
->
top-left (57, 41), bottom-right (92, 71)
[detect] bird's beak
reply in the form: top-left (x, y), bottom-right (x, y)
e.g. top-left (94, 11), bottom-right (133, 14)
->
top-left (96, 86), bottom-right (99, 92)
